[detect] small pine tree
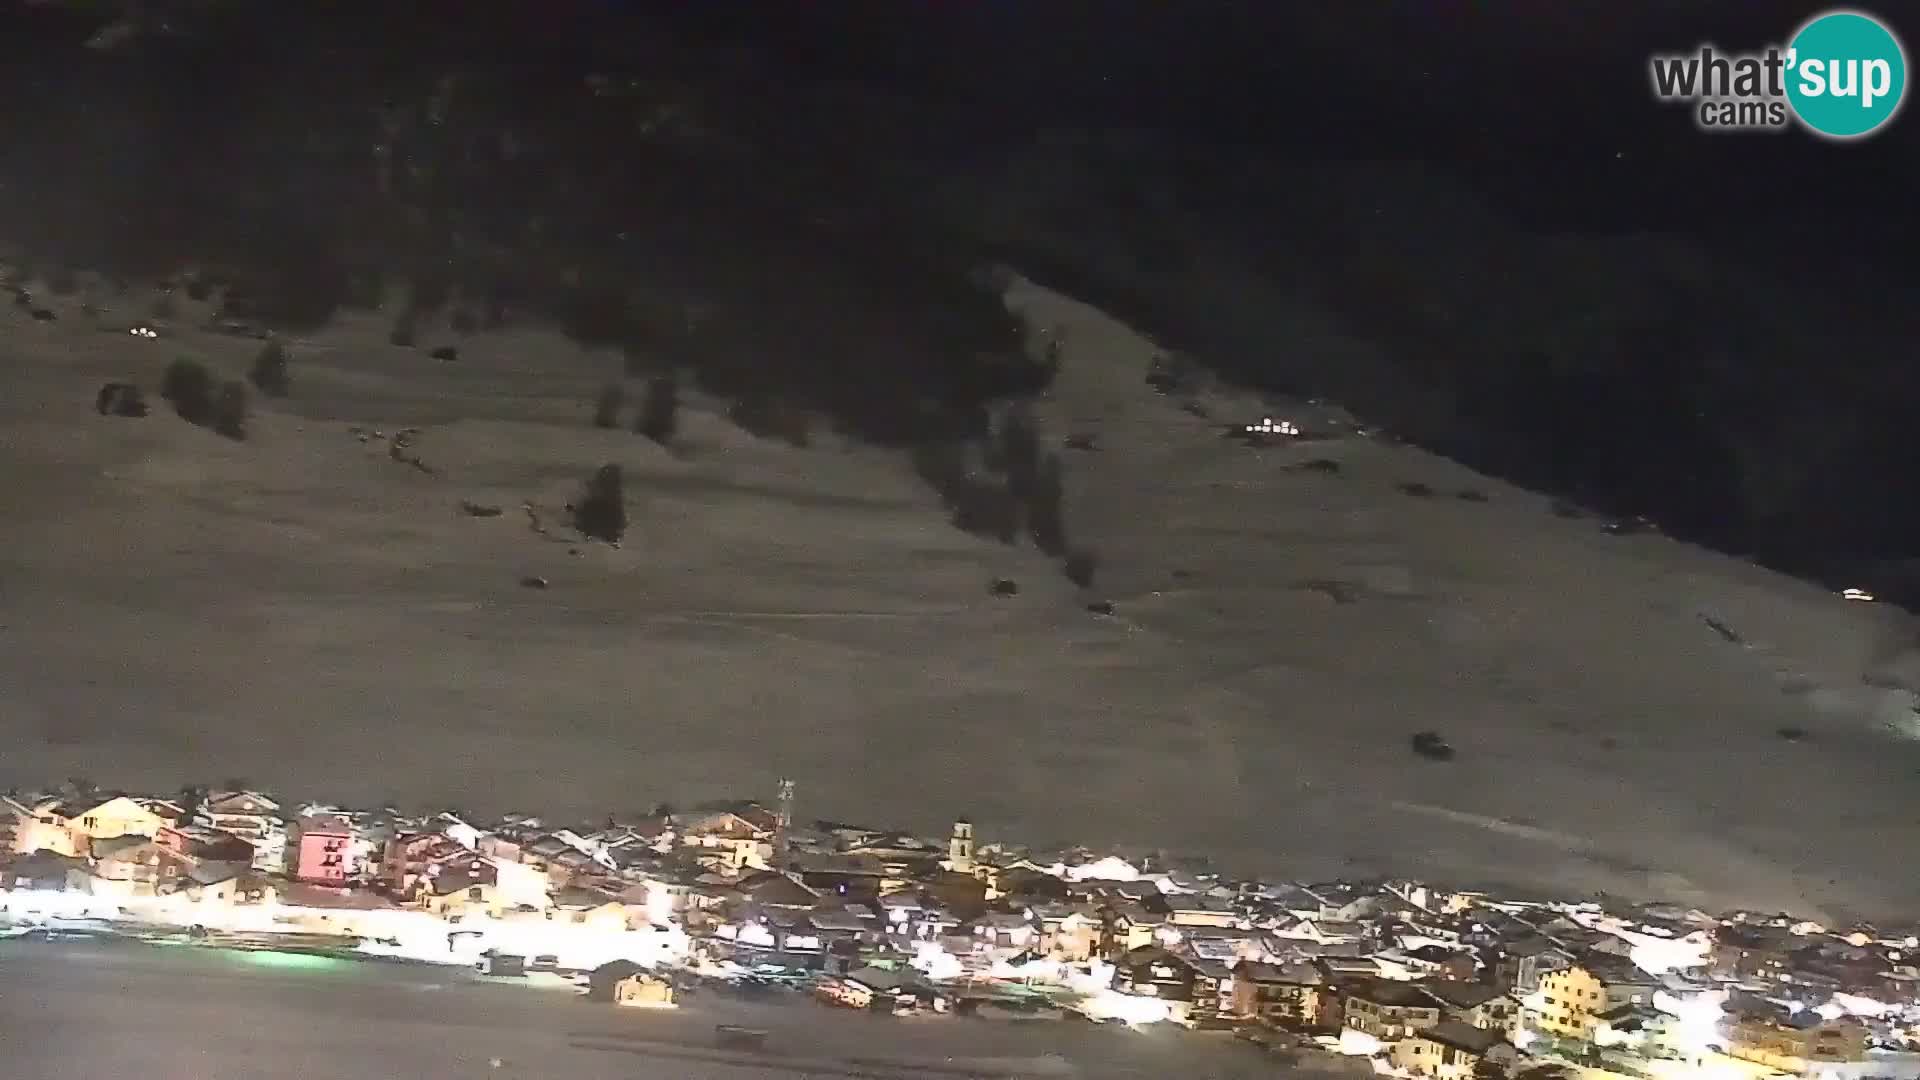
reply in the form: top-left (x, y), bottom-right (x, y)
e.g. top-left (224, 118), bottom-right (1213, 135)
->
top-left (176, 785), bottom-right (207, 822)
top-left (998, 410), bottom-right (1041, 500)
top-left (773, 402), bottom-right (811, 449)
top-left (593, 382), bottom-right (626, 429)
top-left (953, 480), bottom-right (1019, 544)
top-left (249, 339), bottom-right (290, 397)
top-left (910, 441), bottom-right (967, 505)
top-left (212, 380), bottom-right (249, 440)
top-left (573, 463), bottom-right (627, 543)
top-left (1028, 454), bottom-right (1069, 556)
top-left (389, 309), bottom-right (418, 347)
top-left (161, 357), bottom-right (215, 425)
top-left (636, 375), bottom-right (679, 445)
top-left (1064, 548), bottom-right (1098, 588)
top-left (622, 343), bottom-right (650, 377)
top-left (949, 479), bottom-right (991, 535)
top-left (728, 396), bottom-right (771, 437)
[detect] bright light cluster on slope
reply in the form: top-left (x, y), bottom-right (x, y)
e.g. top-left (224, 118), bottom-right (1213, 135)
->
top-left (1656, 987), bottom-right (1730, 1058)
top-left (1631, 934), bottom-right (1713, 975)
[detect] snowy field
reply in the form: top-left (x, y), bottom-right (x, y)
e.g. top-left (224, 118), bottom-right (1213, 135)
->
top-left (1, 273), bottom-right (1916, 922)
top-left (2, 937), bottom-right (1318, 1080)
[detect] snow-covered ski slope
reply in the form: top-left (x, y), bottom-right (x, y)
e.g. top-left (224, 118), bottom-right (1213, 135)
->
top-left (1, 270), bottom-right (1915, 921)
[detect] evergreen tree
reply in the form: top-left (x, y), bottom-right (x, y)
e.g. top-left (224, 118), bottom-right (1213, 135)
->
top-left (1064, 548), bottom-right (1099, 588)
top-left (573, 463), bottom-right (628, 542)
top-left (249, 339), bottom-right (290, 397)
top-left (161, 357), bottom-right (215, 424)
top-left (636, 375), bottom-right (679, 445)
top-left (212, 380), bottom-right (249, 440)
top-left (593, 382), bottom-right (625, 429)
top-left (998, 409), bottom-right (1041, 500)
top-left (1028, 453), bottom-right (1068, 556)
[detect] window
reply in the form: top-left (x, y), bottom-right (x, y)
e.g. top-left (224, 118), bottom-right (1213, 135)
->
top-left (467, 886), bottom-right (483, 901)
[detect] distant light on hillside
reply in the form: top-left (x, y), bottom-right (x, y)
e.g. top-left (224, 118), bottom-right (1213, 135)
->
top-left (1842, 588), bottom-right (1875, 602)
top-left (1245, 418), bottom-right (1299, 436)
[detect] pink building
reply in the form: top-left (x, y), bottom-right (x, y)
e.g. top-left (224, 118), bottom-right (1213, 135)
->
top-left (290, 815), bottom-right (353, 885)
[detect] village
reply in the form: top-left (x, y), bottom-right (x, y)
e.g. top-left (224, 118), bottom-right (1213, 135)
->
top-left (3, 778), bottom-right (1919, 1080)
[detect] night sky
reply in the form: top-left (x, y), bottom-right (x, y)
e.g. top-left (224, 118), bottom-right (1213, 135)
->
top-left (4, 0), bottom-right (1916, 592)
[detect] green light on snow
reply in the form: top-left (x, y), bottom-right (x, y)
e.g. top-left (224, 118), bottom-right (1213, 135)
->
top-left (234, 951), bottom-right (351, 971)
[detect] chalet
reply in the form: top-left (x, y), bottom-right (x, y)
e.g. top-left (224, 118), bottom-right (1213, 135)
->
top-left (1592, 1003), bottom-right (1683, 1058)
top-left (382, 831), bottom-right (466, 893)
top-left (153, 824), bottom-right (255, 883)
top-left (612, 971), bottom-right (675, 1008)
top-left (995, 865), bottom-right (1069, 901)
top-left (1110, 946), bottom-right (1224, 1024)
top-left (422, 859), bottom-right (502, 919)
top-left (1340, 978), bottom-right (1443, 1040)
top-left (714, 908), bottom-right (828, 969)
top-left (3, 850), bottom-right (84, 890)
top-left (836, 965), bottom-right (935, 1013)
top-left (677, 809), bottom-right (774, 872)
top-left (733, 871), bottom-right (821, 910)
top-left (197, 791), bottom-right (285, 871)
top-left (1088, 899), bottom-right (1164, 957)
top-left (1257, 883), bottom-right (1336, 920)
top-left (1277, 917), bottom-right (1369, 946)
top-left (66, 836), bottom-right (166, 898)
top-left (1231, 960), bottom-right (1328, 1028)
top-left (173, 869), bottom-right (276, 908)
top-left (1715, 924), bottom-right (1804, 981)
top-left (1165, 924), bottom-right (1269, 964)
top-left (1499, 936), bottom-right (1572, 991)
top-left (547, 886), bottom-right (630, 930)
top-left (806, 905), bottom-right (883, 972)
top-left (1376, 944), bottom-right (1478, 981)
top-left (1532, 956), bottom-right (1658, 1041)
top-left (794, 853), bottom-right (889, 902)
top-left (1419, 981), bottom-right (1519, 1036)
top-left (1316, 954), bottom-right (1387, 982)
top-left (972, 911), bottom-right (1039, 952)
top-left (841, 834), bottom-right (945, 885)
top-left (812, 820), bottom-right (887, 848)
top-left (12, 794), bottom-right (174, 857)
top-left (586, 960), bottom-right (653, 1003)
top-left (1724, 1001), bottom-right (1869, 1074)
top-left (1167, 894), bottom-right (1241, 929)
top-left (1030, 904), bottom-right (1099, 962)
top-left (589, 819), bottom-right (673, 859)
top-left (1390, 1019), bottom-right (1516, 1080)
top-left (876, 890), bottom-right (933, 937)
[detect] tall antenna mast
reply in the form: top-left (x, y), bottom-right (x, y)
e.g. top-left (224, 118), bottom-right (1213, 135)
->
top-left (773, 778), bottom-right (795, 871)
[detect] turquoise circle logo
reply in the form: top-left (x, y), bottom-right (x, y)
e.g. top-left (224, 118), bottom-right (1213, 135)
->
top-left (1786, 9), bottom-right (1908, 139)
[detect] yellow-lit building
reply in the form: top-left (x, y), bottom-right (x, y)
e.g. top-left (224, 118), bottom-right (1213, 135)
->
top-left (614, 972), bottom-right (675, 1008)
top-left (1391, 1019), bottom-right (1517, 1080)
top-left (9, 795), bottom-right (175, 858)
top-left (1726, 1012), bottom-right (1868, 1075)
top-left (1532, 958), bottom-right (1656, 1041)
